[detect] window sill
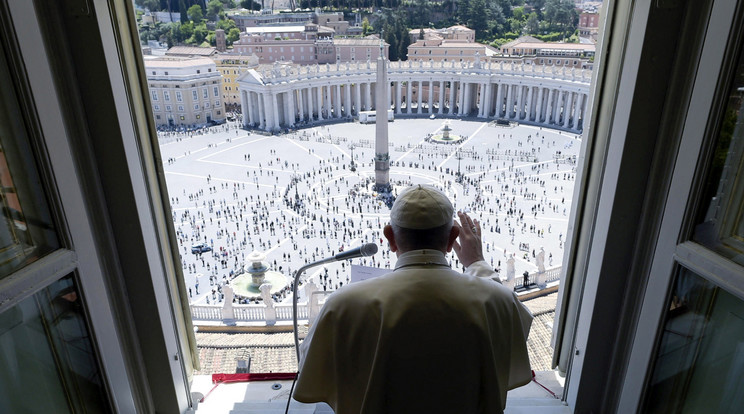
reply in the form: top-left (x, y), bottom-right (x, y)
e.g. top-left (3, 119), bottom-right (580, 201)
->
top-left (191, 371), bottom-right (568, 413)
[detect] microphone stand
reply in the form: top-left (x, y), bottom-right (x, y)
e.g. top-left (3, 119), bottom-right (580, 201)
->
top-left (292, 259), bottom-right (332, 363)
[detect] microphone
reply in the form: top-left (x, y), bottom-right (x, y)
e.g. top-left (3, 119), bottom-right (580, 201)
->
top-left (291, 243), bottom-right (378, 366)
top-left (334, 243), bottom-right (378, 262)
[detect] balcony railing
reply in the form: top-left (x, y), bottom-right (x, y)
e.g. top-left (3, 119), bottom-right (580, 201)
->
top-left (190, 268), bottom-right (560, 325)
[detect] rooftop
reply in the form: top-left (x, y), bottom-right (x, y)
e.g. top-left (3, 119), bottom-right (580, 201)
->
top-left (193, 292), bottom-right (558, 375)
top-left (165, 45), bottom-right (217, 57)
top-left (143, 56), bottom-right (216, 68)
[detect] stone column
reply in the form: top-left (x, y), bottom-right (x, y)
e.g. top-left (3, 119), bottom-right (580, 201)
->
top-left (355, 83), bottom-right (361, 115)
top-left (495, 83), bottom-right (503, 118)
top-left (570, 93), bottom-right (580, 130)
top-left (535, 87), bottom-right (543, 123)
top-left (448, 81), bottom-right (456, 115)
top-left (366, 82), bottom-right (372, 111)
top-left (335, 84), bottom-right (342, 118)
top-left (240, 90), bottom-right (249, 128)
top-left (258, 93), bottom-right (266, 129)
top-left (438, 81), bottom-right (445, 114)
top-left (271, 93), bottom-right (280, 131)
top-left (316, 86), bottom-right (324, 120)
top-left (296, 89), bottom-right (304, 122)
top-left (427, 80), bottom-right (434, 113)
top-left (563, 92), bottom-right (573, 128)
top-left (406, 81), bottom-right (412, 113)
top-left (345, 83), bottom-right (352, 116)
top-left (477, 83), bottom-right (486, 118)
top-left (307, 87), bottom-right (314, 121)
top-left (526, 86), bottom-right (534, 122)
top-left (506, 84), bottom-right (513, 119)
top-left (483, 83), bottom-right (492, 118)
top-left (325, 85), bottom-right (332, 118)
top-left (287, 90), bottom-right (295, 127)
top-left (546, 88), bottom-right (555, 124)
top-left (554, 90), bottom-right (563, 126)
top-left (415, 80), bottom-right (421, 113)
top-left (464, 82), bottom-right (472, 116)
top-left (395, 81), bottom-right (402, 114)
top-left (458, 82), bottom-right (465, 115)
top-left (518, 85), bottom-right (526, 120)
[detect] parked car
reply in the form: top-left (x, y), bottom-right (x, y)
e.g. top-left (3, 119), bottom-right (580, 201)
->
top-left (191, 243), bottom-right (212, 254)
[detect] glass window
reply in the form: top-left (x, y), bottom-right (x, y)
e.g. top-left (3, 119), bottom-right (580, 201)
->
top-left (694, 40), bottom-right (744, 265)
top-left (164, 91), bottom-right (170, 101)
top-left (0, 59), bottom-right (59, 280)
top-left (151, 90), bottom-right (158, 101)
top-left (192, 90), bottom-right (198, 101)
top-left (203, 88), bottom-right (208, 99)
top-left (176, 91), bottom-right (182, 102)
top-left (643, 267), bottom-right (744, 413)
top-left (214, 87), bottom-right (219, 97)
top-left (0, 274), bottom-right (109, 413)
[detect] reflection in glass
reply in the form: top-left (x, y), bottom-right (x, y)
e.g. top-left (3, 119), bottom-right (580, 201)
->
top-left (644, 267), bottom-right (744, 413)
top-left (0, 47), bottom-right (59, 279)
top-left (694, 39), bottom-right (744, 264)
top-left (0, 274), bottom-right (109, 413)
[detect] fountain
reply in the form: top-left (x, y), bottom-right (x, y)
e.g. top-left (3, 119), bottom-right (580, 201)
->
top-left (230, 250), bottom-right (289, 298)
top-left (431, 121), bottom-right (465, 143)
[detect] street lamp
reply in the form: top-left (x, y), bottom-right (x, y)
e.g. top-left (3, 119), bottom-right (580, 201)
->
top-left (456, 148), bottom-right (463, 184)
top-left (349, 143), bottom-right (356, 172)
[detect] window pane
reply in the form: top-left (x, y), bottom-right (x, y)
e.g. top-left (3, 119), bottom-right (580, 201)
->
top-left (643, 267), bottom-right (744, 413)
top-left (694, 38), bottom-right (744, 263)
top-left (0, 48), bottom-right (59, 280)
top-left (0, 274), bottom-right (109, 413)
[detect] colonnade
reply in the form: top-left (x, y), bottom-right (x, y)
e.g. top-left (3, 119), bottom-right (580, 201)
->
top-left (240, 67), bottom-right (590, 133)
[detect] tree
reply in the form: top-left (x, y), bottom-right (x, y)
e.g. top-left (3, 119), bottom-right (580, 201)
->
top-left (136, 0), bottom-right (161, 11)
top-left (240, 0), bottom-right (260, 9)
top-left (216, 18), bottom-right (236, 31)
top-left (227, 27), bottom-right (241, 44)
top-left (206, 0), bottom-right (223, 20)
top-left (418, 28), bottom-right (425, 40)
top-left (362, 17), bottom-right (371, 36)
top-left (525, 12), bottom-right (539, 33)
top-left (467, 0), bottom-right (490, 38)
top-left (187, 4), bottom-right (203, 22)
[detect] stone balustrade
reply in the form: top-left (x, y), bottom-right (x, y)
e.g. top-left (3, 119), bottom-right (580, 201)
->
top-left (257, 60), bottom-right (592, 85)
top-left (190, 269), bottom-right (560, 326)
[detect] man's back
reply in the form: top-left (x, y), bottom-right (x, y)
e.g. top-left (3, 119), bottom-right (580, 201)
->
top-left (295, 256), bottom-right (532, 413)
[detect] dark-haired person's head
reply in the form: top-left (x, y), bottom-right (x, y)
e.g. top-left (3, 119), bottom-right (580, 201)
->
top-left (383, 185), bottom-right (459, 254)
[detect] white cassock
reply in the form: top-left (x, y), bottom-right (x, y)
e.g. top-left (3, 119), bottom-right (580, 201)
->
top-left (294, 249), bottom-right (533, 414)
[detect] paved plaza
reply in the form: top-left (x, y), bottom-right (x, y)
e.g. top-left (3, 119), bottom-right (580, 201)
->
top-left (158, 118), bottom-right (580, 307)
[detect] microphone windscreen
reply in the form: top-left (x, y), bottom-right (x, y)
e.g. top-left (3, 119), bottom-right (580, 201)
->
top-left (361, 243), bottom-right (378, 257)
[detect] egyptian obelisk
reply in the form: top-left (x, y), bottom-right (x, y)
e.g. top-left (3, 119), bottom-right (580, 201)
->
top-left (374, 34), bottom-right (391, 193)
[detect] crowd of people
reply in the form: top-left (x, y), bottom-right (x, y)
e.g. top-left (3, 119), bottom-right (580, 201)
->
top-left (161, 121), bottom-right (578, 307)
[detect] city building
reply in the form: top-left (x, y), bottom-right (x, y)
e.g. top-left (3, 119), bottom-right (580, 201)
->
top-left (233, 24), bottom-right (387, 65)
top-left (407, 38), bottom-right (498, 63)
top-left (228, 10), bottom-right (352, 35)
top-left (333, 37), bottom-right (389, 62)
top-left (165, 46), bottom-right (218, 58)
top-left (144, 56), bottom-right (225, 127)
top-left (4, 1), bottom-right (742, 413)
top-left (579, 12), bottom-right (601, 40)
top-left (408, 25), bottom-right (476, 44)
top-left (232, 23), bottom-right (334, 64)
top-left (212, 54), bottom-right (259, 110)
top-left (500, 36), bottom-right (596, 59)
